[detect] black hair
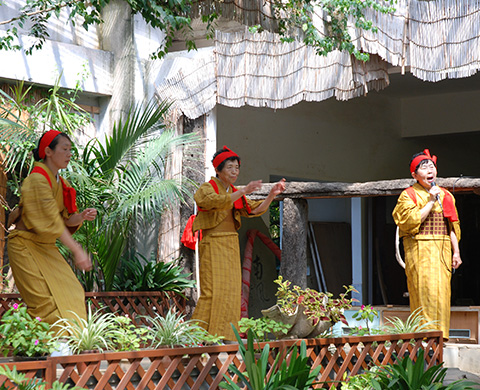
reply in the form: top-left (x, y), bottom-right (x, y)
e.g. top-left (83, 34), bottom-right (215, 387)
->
top-left (33, 132), bottom-right (72, 161)
top-left (410, 152), bottom-right (436, 173)
top-left (212, 147), bottom-right (241, 173)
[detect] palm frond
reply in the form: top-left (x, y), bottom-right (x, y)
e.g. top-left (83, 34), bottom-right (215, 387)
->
top-left (94, 99), bottom-right (171, 176)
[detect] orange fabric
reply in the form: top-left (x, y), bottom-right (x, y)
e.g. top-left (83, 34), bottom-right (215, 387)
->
top-left (405, 186), bottom-right (458, 222)
top-left (181, 215), bottom-right (201, 250)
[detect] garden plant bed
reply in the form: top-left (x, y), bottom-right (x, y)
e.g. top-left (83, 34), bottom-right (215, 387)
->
top-left (0, 292), bottom-right (187, 327)
top-left (0, 331), bottom-right (443, 389)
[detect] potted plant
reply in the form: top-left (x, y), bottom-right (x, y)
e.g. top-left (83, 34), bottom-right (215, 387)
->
top-left (145, 308), bottom-right (222, 348)
top-left (0, 303), bottom-right (55, 360)
top-left (237, 317), bottom-right (290, 342)
top-left (51, 305), bottom-right (120, 354)
top-left (110, 314), bottom-right (152, 351)
top-left (261, 276), bottom-right (356, 339)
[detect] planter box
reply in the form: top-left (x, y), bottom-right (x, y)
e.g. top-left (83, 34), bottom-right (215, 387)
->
top-left (0, 292), bottom-right (186, 327)
top-left (0, 331), bottom-right (443, 389)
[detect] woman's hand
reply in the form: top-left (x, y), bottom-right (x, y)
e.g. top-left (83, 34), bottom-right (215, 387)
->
top-left (269, 178), bottom-right (286, 196)
top-left (65, 208), bottom-right (97, 227)
top-left (428, 185), bottom-right (441, 203)
top-left (81, 208), bottom-right (97, 221)
top-left (73, 247), bottom-right (92, 271)
top-left (243, 180), bottom-right (263, 195)
top-left (452, 252), bottom-right (462, 269)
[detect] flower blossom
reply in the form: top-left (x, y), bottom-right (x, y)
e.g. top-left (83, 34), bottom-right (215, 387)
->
top-left (13, 303), bottom-right (19, 309)
top-left (36, 317), bottom-right (41, 321)
top-left (34, 340), bottom-right (39, 345)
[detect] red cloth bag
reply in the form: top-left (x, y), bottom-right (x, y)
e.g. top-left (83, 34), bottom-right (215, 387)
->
top-left (181, 215), bottom-right (202, 250)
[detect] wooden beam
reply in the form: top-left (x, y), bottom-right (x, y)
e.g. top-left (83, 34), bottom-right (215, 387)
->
top-left (247, 177), bottom-right (480, 200)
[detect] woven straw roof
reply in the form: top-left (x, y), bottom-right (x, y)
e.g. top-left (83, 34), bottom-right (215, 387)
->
top-left (156, 0), bottom-right (480, 119)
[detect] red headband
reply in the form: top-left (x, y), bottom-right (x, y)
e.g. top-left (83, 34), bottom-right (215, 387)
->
top-left (410, 149), bottom-right (437, 173)
top-left (212, 146), bottom-right (239, 169)
top-left (39, 130), bottom-right (61, 160)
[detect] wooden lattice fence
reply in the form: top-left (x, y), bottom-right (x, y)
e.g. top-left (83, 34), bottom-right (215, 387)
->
top-left (0, 292), bottom-right (186, 327)
top-left (0, 331), bottom-right (443, 390)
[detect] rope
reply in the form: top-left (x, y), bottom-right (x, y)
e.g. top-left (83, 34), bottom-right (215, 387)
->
top-left (395, 226), bottom-right (406, 269)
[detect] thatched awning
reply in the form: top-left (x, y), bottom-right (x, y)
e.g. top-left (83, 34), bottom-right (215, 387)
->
top-left (248, 177), bottom-right (480, 200)
top-left (156, 0), bottom-right (480, 119)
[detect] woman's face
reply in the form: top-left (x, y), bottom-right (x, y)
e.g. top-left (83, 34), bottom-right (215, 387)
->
top-left (45, 136), bottom-right (72, 170)
top-left (411, 160), bottom-right (437, 189)
top-left (216, 160), bottom-right (240, 187)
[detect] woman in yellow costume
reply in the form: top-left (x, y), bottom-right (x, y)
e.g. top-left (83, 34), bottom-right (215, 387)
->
top-left (8, 130), bottom-right (97, 328)
top-left (192, 146), bottom-right (286, 341)
top-left (392, 149), bottom-right (461, 340)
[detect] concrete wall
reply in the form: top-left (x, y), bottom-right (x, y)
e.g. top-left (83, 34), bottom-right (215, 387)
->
top-left (0, 0), bottom-right (167, 138)
top-left (216, 88), bottom-right (480, 184)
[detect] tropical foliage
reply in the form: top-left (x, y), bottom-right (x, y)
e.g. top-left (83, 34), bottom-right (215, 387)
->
top-left (65, 98), bottom-right (199, 291)
top-left (220, 327), bottom-right (321, 390)
top-left (1, 78), bottom-right (199, 292)
top-left (0, 0), bottom-right (394, 61)
top-left (371, 349), bottom-right (478, 390)
top-left (340, 350), bottom-right (479, 390)
top-left (113, 252), bottom-right (196, 292)
top-left (146, 308), bottom-right (223, 347)
top-left (51, 306), bottom-right (122, 354)
top-left (0, 76), bottom-right (89, 196)
top-left (384, 307), bottom-right (440, 335)
top-left (274, 275), bottom-right (356, 325)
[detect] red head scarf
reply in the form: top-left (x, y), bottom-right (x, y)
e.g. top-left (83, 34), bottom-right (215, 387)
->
top-left (212, 146), bottom-right (240, 169)
top-left (38, 130), bottom-right (61, 160)
top-left (410, 149), bottom-right (437, 173)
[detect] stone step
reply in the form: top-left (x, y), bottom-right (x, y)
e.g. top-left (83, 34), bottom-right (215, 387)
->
top-left (444, 342), bottom-right (480, 384)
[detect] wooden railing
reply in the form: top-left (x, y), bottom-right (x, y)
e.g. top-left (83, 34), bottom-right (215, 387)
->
top-left (0, 292), bottom-right (187, 327)
top-left (0, 331), bottom-right (443, 390)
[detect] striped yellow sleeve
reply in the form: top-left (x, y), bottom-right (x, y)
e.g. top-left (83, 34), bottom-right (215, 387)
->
top-left (21, 174), bottom-right (65, 238)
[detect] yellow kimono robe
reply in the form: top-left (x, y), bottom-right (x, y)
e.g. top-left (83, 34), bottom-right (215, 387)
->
top-left (392, 183), bottom-right (460, 339)
top-left (192, 177), bottom-right (265, 340)
top-left (7, 162), bottom-right (86, 327)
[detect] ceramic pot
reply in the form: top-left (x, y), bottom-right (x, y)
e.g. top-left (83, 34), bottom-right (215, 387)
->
top-left (261, 304), bottom-right (332, 339)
